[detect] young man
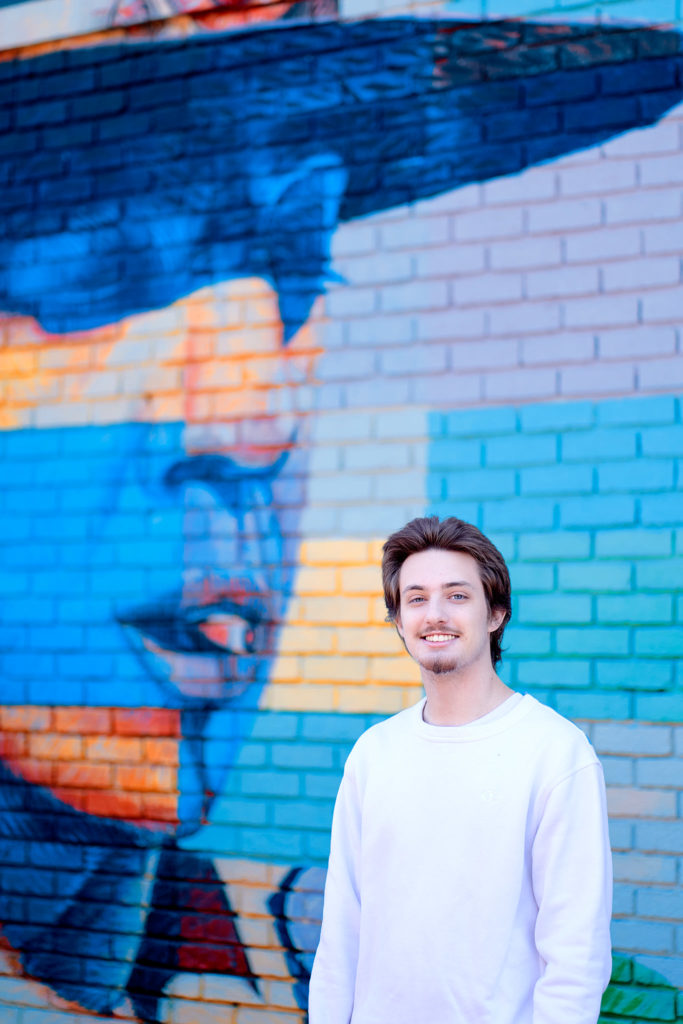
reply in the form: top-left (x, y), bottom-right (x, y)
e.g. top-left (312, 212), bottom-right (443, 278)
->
top-left (308, 515), bottom-right (613, 1024)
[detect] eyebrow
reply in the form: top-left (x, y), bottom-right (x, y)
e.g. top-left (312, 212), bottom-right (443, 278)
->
top-left (401, 581), bottom-right (473, 594)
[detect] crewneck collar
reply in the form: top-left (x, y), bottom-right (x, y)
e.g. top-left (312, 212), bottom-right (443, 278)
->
top-left (413, 692), bottom-right (534, 742)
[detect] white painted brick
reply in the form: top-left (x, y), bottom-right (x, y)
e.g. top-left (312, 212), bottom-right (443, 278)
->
top-left (330, 222), bottom-right (376, 258)
top-left (603, 258), bottom-right (681, 293)
top-left (605, 188), bottom-right (681, 225)
top-left (482, 169), bottom-right (556, 206)
top-left (454, 206), bottom-right (523, 241)
top-left (380, 216), bottom-right (449, 251)
top-left (484, 366), bottom-right (557, 402)
top-left (559, 361), bottom-right (636, 397)
top-left (641, 287), bottom-right (683, 324)
top-left (644, 219), bottom-right (683, 255)
top-left (640, 154), bottom-right (683, 188)
top-left (417, 308), bottom-right (486, 341)
top-left (489, 301), bottom-right (560, 336)
top-left (598, 326), bottom-right (678, 360)
top-left (639, 357), bottom-right (683, 391)
top-left (526, 265), bottom-right (599, 300)
top-left (453, 273), bottom-right (522, 305)
top-left (527, 198), bottom-right (601, 234)
top-left (380, 344), bottom-right (448, 377)
top-left (317, 349), bottom-right (375, 381)
top-left (412, 372), bottom-right (482, 405)
top-left (565, 226), bottom-right (642, 263)
top-left (380, 280), bottom-right (449, 313)
top-left (347, 314), bottom-right (413, 347)
top-left (490, 236), bottom-right (562, 271)
top-left (563, 294), bottom-right (639, 329)
top-left (344, 377), bottom-right (411, 408)
top-left (559, 159), bottom-right (637, 196)
top-left (448, 338), bottom-right (519, 371)
top-left (552, 145), bottom-right (597, 169)
top-left (415, 243), bottom-right (486, 279)
top-left (602, 120), bottom-right (680, 158)
top-left (521, 334), bottom-right (595, 365)
top-left (325, 285), bottom-right (376, 318)
top-left (335, 251), bottom-right (412, 287)
top-left (413, 183), bottom-right (481, 216)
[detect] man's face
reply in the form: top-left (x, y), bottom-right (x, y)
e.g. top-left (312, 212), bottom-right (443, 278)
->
top-left (396, 548), bottom-right (503, 678)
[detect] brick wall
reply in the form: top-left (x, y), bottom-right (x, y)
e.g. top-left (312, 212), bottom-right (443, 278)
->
top-left (0, 1), bottom-right (682, 1021)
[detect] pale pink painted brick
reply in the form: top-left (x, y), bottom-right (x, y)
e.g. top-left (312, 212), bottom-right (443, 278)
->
top-left (380, 216), bottom-right (449, 250)
top-left (598, 326), bottom-right (678, 360)
top-left (559, 159), bottom-right (637, 196)
top-left (526, 265), bottom-right (599, 300)
top-left (559, 362), bottom-right (636, 397)
top-left (565, 226), bottom-right (642, 263)
top-left (448, 338), bottom-right (519, 371)
top-left (639, 357), bottom-right (683, 391)
top-left (484, 366), bottom-right (557, 401)
top-left (521, 334), bottom-right (595, 365)
top-left (452, 273), bottom-right (523, 306)
top-left (603, 258), bottom-right (681, 293)
top-left (415, 243), bottom-right (486, 278)
top-left (380, 280), bottom-right (449, 313)
top-left (417, 308), bottom-right (486, 341)
top-left (563, 294), bottom-right (639, 329)
top-left (527, 198), bottom-right (601, 234)
top-left (489, 301), bottom-right (560, 336)
top-left (641, 287), bottom-right (683, 323)
top-left (454, 206), bottom-right (523, 241)
top-left (605, 188), bottom-right (681, 225)
top-left (490, 236), bottom-right (562, 271)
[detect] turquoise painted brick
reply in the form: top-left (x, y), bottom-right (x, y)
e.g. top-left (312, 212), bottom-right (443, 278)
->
top-left (602, 757), bottom-right (634, 786)
top-left (441, 407), bottom-right (518, 437)
top-left (430, 438), bottom-right (482, 468)
top-left (596, 660), bottom-right (673, 690)
top-left (239, 827), bottom-right (303, 860)
top-left (504, 626), bottom-right (552, 655)
top-left (596, 529), bottom-right (672, 559)
top-left (558, 561), bottom-right (632, 591)
top-left (516, 659), bottom-right (591, 687)
top-left (445, 468), bottom-right (516, 500)
top-left (482, 498), bottom-right (555, 531)
top-left (612, 885), bottom-right (635, 916)
top-left (518, 594), bottom-right (592, 624)
top-left (599, 459), bottom-right (675, 493)
top-left (305, 831), bottom-right (332, 862)
top-left (597, 595), bottom-right (673, 625)
top-left (561, 427), bottom-right (637, 462)
top-left (636, 822), bottom-right (683, 855)
top-left (557, 694), bottom-right (631, 723)
top-left (637, 758), bottom-right (683, 787)
top-left (611, 919), bottom-right (675, 954)
top-left (597, 395), bottom-right (677, 426)
top-left (213, 798), bottom-right (267, 827)
top-left (641, 425), bottom-right (683, 457)
top-left (233, 742), bottom-right (268, 768)
top-left (250, 713), bottom-right (299, 740)
top-left (634, 628), bottom-right (683, 658)
top-left (518, 531), bottom-right (591, 561)
top-left (612, 852), bottom-right (677, 884)
top-left (519, 401), bottom-right (594, 433)
top-left (273, 800), bottom-right (333, 830)
top-left (240, 771), bottom-right (300, 798)
top-left (300, 713), bottom-right (366, 743)
top-left (428, 500), bottom-right (481, 525)
top-left (609, 821), bottom-right (635, 851)
top-left (508, 563), bottom-right (555, 591)
top-left (641, 494), bottom-right (683, 526)
top-left (520, 464), bottom-right (593, 496)
top-left (560, 496), bottom-right (636, 528)
top-left (305, 773), bottom-right (343, 799)
top-left (271, 743), bottom-right (335, 770)
top-left (483, 532), bottom-right (515, 561)
top-left (638, 890), bottom-right (683, 921)
top-left (556, 627), bottom-right (629, 656)
top-left (593, 723), bottom-right (672, 755)
top-left (637, 559), bottom-right (683, 590)
top-left (484, 433), bottom-right (556, 467)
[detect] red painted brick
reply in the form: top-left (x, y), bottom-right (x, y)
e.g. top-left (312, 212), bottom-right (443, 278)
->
top-left (55, 707), bottom-right (112, 734)
top-left (114, 707), bottom-right (181, 737)
top-left (84, 736), bottom-right (143, 763)
top-left (55, 762), bottom-right (113, 790)
top-left (143, 794), bottom-right (179, 823)
top-left (86, 790), bottom-right (143, 819)
top-left (115, 764), bottom-right (177, 794)
top-left (8, 757), bottom-right (53, 788)
top-left (1, 706), bottom-right (51, 731)
top-left (29, 734), bottom-right (82, 760)
top-left (144, 738), bottom-right (180, 767)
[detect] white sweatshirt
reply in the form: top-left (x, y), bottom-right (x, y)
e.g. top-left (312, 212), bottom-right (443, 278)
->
top-left (309, 694), bottom-right (613, 1024)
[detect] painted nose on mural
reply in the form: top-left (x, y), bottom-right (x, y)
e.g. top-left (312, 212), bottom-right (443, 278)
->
top-left (116, 452), bottom-right (286, 707)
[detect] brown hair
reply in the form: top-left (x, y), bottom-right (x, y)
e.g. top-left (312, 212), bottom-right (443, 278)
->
top-left (381, 516), bottom-right (511, 667)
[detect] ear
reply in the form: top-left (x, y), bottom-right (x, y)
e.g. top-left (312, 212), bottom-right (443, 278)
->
top-left (394, 613), bottom-right (404, 640)
top-left (488, 606), bottom-right (505, 633)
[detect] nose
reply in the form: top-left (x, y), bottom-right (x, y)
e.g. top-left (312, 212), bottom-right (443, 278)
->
top-left (423, 595), bottom-right (449, 627)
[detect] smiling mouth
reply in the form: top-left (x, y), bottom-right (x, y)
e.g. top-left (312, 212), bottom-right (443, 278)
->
top-left (423, 633), bottom-right (458, 643)
top-left (116, 589), bottom-right (270, 705)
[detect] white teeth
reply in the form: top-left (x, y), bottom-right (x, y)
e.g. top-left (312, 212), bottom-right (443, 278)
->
top-left (424, 633), bottom-right (454, 642)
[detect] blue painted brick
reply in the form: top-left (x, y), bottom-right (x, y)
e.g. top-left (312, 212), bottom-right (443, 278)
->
top-left (593, 723), bottom-right (672, 756)
top-left (612, 884), bottom-right (635, 916)
top-left (641, 494), bottom-right (683, 527)
top-left (430, 438), bottom-right (482, 468)
top-left (0, 571), bottom-right (29, 595)
top-left (518, 531), bottom-right (591, 561)
top-left (641, 426), bottom-right (683, 458)
top-left (239, 827), bottom-right (303, 860)
top-left (2, 653), bottom-right (54, 678)
top-left (445, 468), bottom-right (515, 500)
top-left (28, 625), bottom-right (84, 651)
top-left (442, 406), bottom-right (517, 437)
top-left (484, 433), bottom-right (556, 467)
top-left (56, 653), bottom-right (114, 679)
top-left (520, 464), bottom-right (592, 496)
top-left (634, 628), bottom-right (683, 658)
top-left (597, 395), bottom-right (676, 426)
top-left (273, 801), bottom-right (333, 830)
top-left (636, 822), bottom-right (683, 856)
top-left (560, 496), bottom-right (636, 528)
top-left (558, 561), bottom-right (631, 591)
top-left (637, 758), bottom-right (683, 788)
top-left (561, 427), bottom-right (637, 462)
top-left (482, 498), bottom-right (554, 531)
top-left (525, 68), bottom-right (597, 106)
top-left (518, 594), bottom-right (592, 624)
top-left (516, 659), bottom-right (591, 688)
top-left (16, 98), bottom-right (67, 127)
top-left (609, 821), bottom-right (634, 851)
top-left (597, 595), bottom-right (673, 625)
top-left (240, 771), bottom-right (300, 798)
top-left (519, 401), bottom-right (593, 433)
top-left (596, 660), bottom-right (673, 691)
top-left (596, 529), bottom-right (673, 559)
top-left (611, 918), bottom-right (674, 953)
top-left (601, 757), bottom-right (634, 786)
top-left (300, 713), bottom-right (366, 742)
top-left (598, 459), bottom-right (674, 493)
top-left (557, 692), bottom-right (632, 719)
top-left (271, 743), bottom-right (334, 770)
top-left (556, 628), bottom-right (629, 656)
top-left (636, 559), bottom-right (683, 590)
top-left (508, 563), bottom-right (555, 592)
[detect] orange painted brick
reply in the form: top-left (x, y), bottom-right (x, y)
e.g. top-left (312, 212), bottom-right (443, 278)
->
top-left (86, 790), bottom-right (143, 820)
top-left (144, 738), bottom-right (180, 766)
top-left (143, 794), bottom-right (179, 823)
top-left (85, 736), bottom-right (143, 763)
top-left (55, 762), bottom-right (113, 790)
top-left (29, 734), bottom-right (82, 760)
top-left (51, 788), bottom-right (89, 814)
top-left (115, 764), bottom-right (177, 794)
top-left (0, 732), bottom-right (26, 760)
top-left (114, 708), bottom-right (181, 737)
top-left (1, 706), bottom-right (51, 731)
top-left (7, 757), bottom-right (53, 788)
top-left (55, 707), bottom-right (111, 734)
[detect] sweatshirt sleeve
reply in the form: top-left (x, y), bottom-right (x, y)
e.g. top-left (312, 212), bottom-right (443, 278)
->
top-left (531, 759), bottom-right (613, 1024)
top-left (308, 761), bottom-right (362, 1024)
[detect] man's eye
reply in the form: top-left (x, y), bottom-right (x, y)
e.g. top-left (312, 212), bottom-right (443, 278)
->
top-left (450, 593), bottom-right (466, 600)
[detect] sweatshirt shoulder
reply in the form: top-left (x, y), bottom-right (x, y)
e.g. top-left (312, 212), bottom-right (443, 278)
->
top-left (523, 695), bottom-right (599, 769)
top-left (344, 701), bottom-right (420, 768)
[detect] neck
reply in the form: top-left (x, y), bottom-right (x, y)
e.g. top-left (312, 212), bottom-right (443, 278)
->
top-left (421, 666), bottom-right (512, 726)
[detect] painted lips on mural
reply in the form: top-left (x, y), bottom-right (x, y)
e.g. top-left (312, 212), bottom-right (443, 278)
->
top-left (0, 11), bottom-right (682, 1022)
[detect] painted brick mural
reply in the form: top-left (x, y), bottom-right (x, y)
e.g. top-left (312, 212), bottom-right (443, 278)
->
top-left (0, 0), bottom-right (682, 1021)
